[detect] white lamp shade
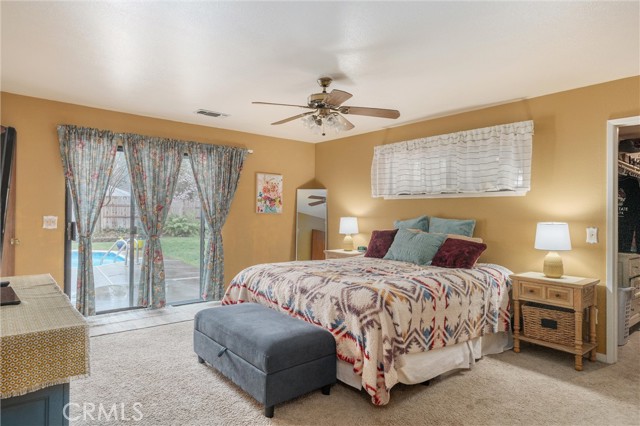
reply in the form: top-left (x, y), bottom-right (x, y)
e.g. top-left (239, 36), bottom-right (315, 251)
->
top-left (534, 222), bottom-right (572, 251)
top-left (339, 217), bottom-right (359, 235)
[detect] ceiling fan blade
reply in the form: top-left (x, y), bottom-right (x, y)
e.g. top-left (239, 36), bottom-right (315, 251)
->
top-left (339, 106), bottom-right (400, 119)
top-left (308, 195), bottom-right (325, 200)
top-left (324, 89), bottom-right (353, 107)
top-left (308, 200), bottom-right (325, 206)
top-left (253, 101), bottom-right (313, 109)
top-left (271, 111), bottom-right (316, 125)
top-left (336, 114), bottom-right (355, 131)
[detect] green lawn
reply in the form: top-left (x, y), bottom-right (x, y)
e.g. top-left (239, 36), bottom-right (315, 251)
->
top-left (73, 236), bottom-right (201, 267)
top-left (162, 236), bottom-right (200, 267)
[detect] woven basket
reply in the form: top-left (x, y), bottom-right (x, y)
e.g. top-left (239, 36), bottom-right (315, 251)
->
top-left (522, 303), bottom-right (575, 346)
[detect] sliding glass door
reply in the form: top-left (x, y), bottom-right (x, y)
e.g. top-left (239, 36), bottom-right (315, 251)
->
top-left (66, 152), bottom-right (142, 312)
top-left (163, 156), bottom-right (202, 305)
top-left (65, 152), bottom-right (204, 313)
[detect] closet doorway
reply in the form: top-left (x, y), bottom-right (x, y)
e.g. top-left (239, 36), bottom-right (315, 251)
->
top-left (606, 116), bottom-right (640, 363)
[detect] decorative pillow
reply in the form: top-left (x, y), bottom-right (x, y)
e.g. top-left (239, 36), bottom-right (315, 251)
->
top-left (406, 229), bottom-right (483, 243)
top-left (393, 215), bottom-right (429, 232)
top-left (446, 234), bottom-right (483, 243)
top-left (364, 229), bottom-right (399, 258)
top-left (383, 228), bottom-right (446, 265)
top-left (431, 238), bottom-right (487, 269)
top-left (429, 217), bottom-right (476, 237)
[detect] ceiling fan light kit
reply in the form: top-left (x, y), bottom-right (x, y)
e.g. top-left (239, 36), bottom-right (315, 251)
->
top-left (301, 112), bottom-right (350, 135)
top-left (253, 77), bottom-right (400, 136)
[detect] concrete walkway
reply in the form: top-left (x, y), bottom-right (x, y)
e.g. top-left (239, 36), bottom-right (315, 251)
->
top-left (70, 257), bottom-right (201, 312)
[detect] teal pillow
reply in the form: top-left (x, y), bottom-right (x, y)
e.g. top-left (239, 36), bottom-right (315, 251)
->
top-left (393, 215), bottom-right (429, 232)
top-left (429, 217), bottom-right (476, 237)
top-left (383, 229), bottom-right (446, 265)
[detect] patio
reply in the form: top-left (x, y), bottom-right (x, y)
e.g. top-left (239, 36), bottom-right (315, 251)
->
top-left (70, 257), bottom-right (201, 312)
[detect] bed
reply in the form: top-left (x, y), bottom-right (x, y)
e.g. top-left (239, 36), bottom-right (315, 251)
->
top-left (222, 256), bottom-right (512, 405)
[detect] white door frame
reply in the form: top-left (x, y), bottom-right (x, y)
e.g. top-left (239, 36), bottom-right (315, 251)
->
top-left (605, 115), bottom-right (640, 363)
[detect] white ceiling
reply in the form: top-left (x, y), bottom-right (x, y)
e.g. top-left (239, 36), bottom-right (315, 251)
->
top-left (1, 1), bottom-right (638, 143)
top-left (297, 189), bottom-right (327, 219)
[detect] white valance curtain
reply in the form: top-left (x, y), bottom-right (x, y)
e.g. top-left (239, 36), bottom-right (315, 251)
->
top-left (371, 120), bottom-right (534, 198)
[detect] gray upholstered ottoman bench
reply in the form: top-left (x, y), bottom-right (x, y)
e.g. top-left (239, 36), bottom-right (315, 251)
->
top-left (193, 303), bottom-right (336, 418)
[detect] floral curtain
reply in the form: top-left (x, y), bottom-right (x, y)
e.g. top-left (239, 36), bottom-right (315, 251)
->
top-left (187, 143), bottom-right (246, 300)
top-left (58, 125), bottom-right (119, 316)
top-left (123, 135), bottom-right (183, 309)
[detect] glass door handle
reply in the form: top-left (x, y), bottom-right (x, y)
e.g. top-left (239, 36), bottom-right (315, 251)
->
top-left (67, 222), bottom-right (77, 241)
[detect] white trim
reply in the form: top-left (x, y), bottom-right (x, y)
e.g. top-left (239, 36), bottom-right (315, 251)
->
top-left (596, 352), bottom-right (607, 363)
top-left (605, 116), bottom-right (640, 364)
top-left (383, 190), bottom-right (528, 200)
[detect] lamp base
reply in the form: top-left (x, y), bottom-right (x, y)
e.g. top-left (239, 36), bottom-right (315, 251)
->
top-left (342, 235), bottom-right (354, 251)
top-left (543, 251), bottom-right (564, 278)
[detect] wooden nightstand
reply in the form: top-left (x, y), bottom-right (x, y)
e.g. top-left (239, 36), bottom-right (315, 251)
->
top-left (510, 272), bottom-right (599, 371)
top-left (324, 249), bottom-right (364, 259)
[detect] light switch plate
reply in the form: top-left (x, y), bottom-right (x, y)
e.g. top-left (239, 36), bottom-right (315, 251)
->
top-left (43, 216), bottom-right (58, 229)
top-left (586, 227), bottom-right (598, 244)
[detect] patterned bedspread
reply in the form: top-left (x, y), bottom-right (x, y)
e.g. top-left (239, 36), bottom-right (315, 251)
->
top-left (222, 257), bottom-right (512, 405)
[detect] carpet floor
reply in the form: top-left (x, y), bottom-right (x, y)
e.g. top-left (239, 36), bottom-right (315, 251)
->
top-left (70, 321), bottom-right (640, 426)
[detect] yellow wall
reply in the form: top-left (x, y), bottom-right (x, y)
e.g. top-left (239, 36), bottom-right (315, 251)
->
top-left (3, 77), bottom-right (639, 353)
top-left (0, 92), bottom-right (315, 287)
top-left (316, 76), bottom-right (640, 352)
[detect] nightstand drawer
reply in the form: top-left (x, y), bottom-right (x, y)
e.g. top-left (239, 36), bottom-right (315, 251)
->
top-left (518, 282), bottom-right (573, 307)
top-left (520, 282), bottom-right (544, 301)
top-left (546, 286), bottom-right (573, 307)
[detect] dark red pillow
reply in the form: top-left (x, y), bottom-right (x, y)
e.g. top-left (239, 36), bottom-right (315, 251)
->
top-left (364, 229), bottom-right (399, 258)
top-left (431, 238), bottom-right (487, 269)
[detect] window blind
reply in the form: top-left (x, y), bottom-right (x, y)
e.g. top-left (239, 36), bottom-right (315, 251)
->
top-left (371, 120), bottom-right (533, 198)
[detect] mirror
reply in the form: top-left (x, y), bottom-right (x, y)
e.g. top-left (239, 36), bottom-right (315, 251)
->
top-left (296, 189), bottom-right (327, 260)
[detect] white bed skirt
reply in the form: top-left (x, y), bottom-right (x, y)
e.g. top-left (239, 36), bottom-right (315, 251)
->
top-left (337, 331), bottom-right (513, 389)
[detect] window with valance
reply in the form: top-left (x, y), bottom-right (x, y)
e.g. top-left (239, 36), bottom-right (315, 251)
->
top-left (371, 120), bottom-right (533, 199)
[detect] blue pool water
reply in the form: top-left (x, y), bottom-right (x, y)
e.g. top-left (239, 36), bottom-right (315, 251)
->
top-left (71, 251), bottom-right (126, 268)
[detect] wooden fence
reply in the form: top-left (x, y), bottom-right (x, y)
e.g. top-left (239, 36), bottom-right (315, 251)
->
top-left (97, 196), bottom-right (201, 231)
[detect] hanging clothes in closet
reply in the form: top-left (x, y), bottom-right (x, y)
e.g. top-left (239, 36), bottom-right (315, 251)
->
top-left (619, 173), bottom-right (640, 253)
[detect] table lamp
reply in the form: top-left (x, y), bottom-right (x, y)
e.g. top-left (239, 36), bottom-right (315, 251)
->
top-left (534, 222), bottom-right (572, 278)
top-left (339, 217), bottom-right (359, 251)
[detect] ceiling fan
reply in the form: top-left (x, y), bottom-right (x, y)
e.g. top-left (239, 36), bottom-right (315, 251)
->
top-left (253, 77), bottom-right (400, 136)
top-left (307, 195), bottom-right (326, 206)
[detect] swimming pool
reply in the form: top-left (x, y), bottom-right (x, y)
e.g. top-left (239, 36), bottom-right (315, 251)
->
top-left (70, 251), bottom-right (126, 268)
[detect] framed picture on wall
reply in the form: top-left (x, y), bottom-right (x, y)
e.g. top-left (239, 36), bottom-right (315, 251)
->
top-left (256, 172), bottom-right (283, 214)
